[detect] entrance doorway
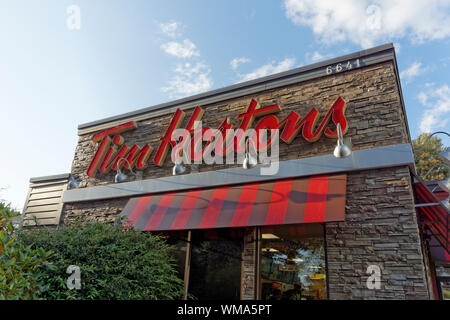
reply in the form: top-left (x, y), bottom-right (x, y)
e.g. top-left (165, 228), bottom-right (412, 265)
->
top-left (259, 224), bottom-right (327, 300)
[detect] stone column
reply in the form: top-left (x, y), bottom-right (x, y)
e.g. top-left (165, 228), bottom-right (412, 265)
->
top-left (326, 166), bottom-right (430, 299)
top-left (241, 227), bottom-right (258, 299)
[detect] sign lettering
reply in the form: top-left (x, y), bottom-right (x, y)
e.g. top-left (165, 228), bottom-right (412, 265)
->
top-left (86, 97), bottom-right (348, 177)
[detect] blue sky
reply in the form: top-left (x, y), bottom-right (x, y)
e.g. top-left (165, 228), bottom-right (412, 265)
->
top-left (1, 0), bottom-right (449, 210)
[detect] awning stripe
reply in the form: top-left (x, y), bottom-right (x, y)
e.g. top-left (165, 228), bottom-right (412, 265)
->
top-left (303, 175), bottom-right (329, 223)
top-left (265, 180), bottom-right (293, 225)
top-left (230, 183), bottom-right (259, 227)
top-left (126, 196), bottom-right (152, 226)
top-left (247, 182), bottom-right (275, 226)
top-left (215, 186), bottom-right (242, 228)
top-left (145, 193), bottom-right (176, 231)
top-left (284, 178), bottom-right (308, 224)
top-left (199, 187), bottom-right (229, 229)
top-left (120, 197), bottom-right (142, 227)
top-left (185, 189), bottom-right (214, 229)
top-left (120, 174), bottom-right (347, 231)
top-left (413, 174), bottom-right (449, 254)
top-left (157, 193), bottom-right (187, 230)
top-left (134, 195), bottom-right (162, 230)
top-left (170, 190), bottom-right (202, 230)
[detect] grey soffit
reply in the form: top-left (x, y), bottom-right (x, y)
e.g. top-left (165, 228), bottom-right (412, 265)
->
top-left (62, 143), bottom-right (415, 204)
top-left (77, 43), bottom-right (396, 135)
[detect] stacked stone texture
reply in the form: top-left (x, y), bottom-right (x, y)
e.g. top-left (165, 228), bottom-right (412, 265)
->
top-left (326, 166), bottom-right (429, 299)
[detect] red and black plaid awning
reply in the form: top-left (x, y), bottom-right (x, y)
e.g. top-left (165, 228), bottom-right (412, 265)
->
top-left (413, 175), bottom-right (450, 254)
top-left (120, 174), bottom-right (347, 231)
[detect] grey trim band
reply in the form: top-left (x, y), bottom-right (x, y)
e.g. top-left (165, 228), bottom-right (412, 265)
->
top-left (62, 143), bottom-right (414, 203)
top-left (30, 173), bottom-right (70, 184)
top-left (77, 43), bottom-right (396, 135)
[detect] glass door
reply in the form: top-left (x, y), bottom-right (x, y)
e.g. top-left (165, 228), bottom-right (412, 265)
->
top-left (259, 224), bottom-right (327, 300)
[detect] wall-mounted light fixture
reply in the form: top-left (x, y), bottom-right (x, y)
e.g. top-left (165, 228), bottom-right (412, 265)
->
top-left (333, 123), bottom-right (352, 158)
top-left (68, 174), bottom-right (79, 189)
top-left (172, 160), bottom-right (186, 176)
top-left (243, 136), bottom-right (257, 169)
top-left (115, 158), bottom-right (135, 183)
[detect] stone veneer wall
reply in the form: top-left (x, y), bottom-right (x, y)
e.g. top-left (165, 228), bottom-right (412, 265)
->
top-left (326, 165), bottom-right (430, 299)
top-left (68, 61), bottom-right (409, 190)
top-left (241, 228), bottom-right (257, 300)
top-left (61, 197), bottom-right (128, 226)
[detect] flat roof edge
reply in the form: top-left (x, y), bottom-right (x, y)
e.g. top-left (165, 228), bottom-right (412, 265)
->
top-left (30, 173), bottom-right (70, 184)
top-left (78, 43), bottom-right (395, 132)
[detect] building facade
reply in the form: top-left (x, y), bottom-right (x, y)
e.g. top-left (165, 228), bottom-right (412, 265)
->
top-left (22, 43), bottom-right (449, 300)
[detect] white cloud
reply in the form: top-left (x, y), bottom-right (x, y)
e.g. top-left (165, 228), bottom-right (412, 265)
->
top-left (418, 84), bottom-right (450, 133)
top-left (161, 62), bottom-right (212, 98)
top-left (307, 51), bottom-right (333, 62)
top-left (230, 57), bottom-right (251, 70)
top-left (160, 39), bottom-right (200, 58)
top-left (159, 21), bottom-right (183, 38)
top-left (284, 0), bottom-right (450, 48)
top-left (400, 61), bottom-right (423, 82)
top-left (418, 91), bottom-right (427, 105)
top-left (311, 52), bottom-right (324, 62)
top-left (238, 58), bottom-right (296, 82)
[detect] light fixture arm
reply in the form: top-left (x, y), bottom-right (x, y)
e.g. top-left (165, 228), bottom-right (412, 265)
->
top-left (117, 157), bottom-right (135, 175)
top-left (337, 123), bottom-right (344, 145)
top-left (414, 131), bottom-right (450, 151)
top-left (421, 163), bottom-right (444, 179)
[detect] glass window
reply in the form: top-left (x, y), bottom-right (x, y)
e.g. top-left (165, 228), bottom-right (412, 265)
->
top-left (437, 277), bottom-right (450, 300)
top-left (157, 231), bottom-right (189, 281)
top-left (188, 228), bottom-right (244, 300)
top-left (260, 224), bottom-right (327, 300)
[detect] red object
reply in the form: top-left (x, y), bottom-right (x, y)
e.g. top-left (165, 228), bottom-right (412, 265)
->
top-left (119, 174), bottom-right (347, 231)
top-left (87, 98), bottom-right (348, 177)
top-left (413, 175), bottom-right (450, 254)
top-left (153, 108), bottom-right (185, 167)
top-left (91, 121), bottom-right (137, 143)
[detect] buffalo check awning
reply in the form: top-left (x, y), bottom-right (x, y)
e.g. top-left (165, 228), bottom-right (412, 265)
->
top-left (413, 174), bottom-right (449, 254)
top-left (120, 174), bottom-right (347, 231)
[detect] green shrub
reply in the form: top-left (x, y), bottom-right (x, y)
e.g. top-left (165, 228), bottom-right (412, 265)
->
top-left (19, 221), bottom-right (184, 300)
top-left (0, 202), bottom-right (52, 299)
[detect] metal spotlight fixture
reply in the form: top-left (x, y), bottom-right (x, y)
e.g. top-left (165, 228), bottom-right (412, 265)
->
top-left (243, 137), bottom-right (258, 169)
top-left (114, 158), bottom-right (135, 183)
top-left (68, 175), bottom-right (79, 189)
top-left (333, 123), bottom-right (352, 158)
top-left (172, 161), bottom-right (186, 175)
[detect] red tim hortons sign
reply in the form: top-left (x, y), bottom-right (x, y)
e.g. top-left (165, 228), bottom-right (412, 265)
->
top-left (86, 97), bottom-right (348, 177)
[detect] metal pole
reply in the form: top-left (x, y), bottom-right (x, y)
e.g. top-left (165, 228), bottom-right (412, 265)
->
top-left (183, 230), bottom-right (192, 300)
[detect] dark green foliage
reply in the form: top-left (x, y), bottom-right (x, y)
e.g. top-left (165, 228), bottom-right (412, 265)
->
top-left (0, 201), bottom-right (52, 299)
top-left (20, 221), bottom-right (184, 299)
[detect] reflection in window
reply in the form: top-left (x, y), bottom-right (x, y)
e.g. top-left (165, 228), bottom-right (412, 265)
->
top-left (260, 224), bottom-right (327, 300)
top-left (189, 228), bottom-right (244, 300)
